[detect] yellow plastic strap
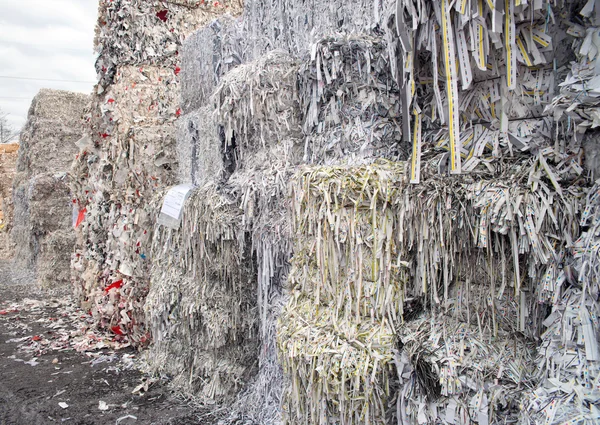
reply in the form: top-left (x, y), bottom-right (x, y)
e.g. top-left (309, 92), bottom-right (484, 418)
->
top-left (441, 0), bottom-right (461, 173)
top-left (505, 0), bottom-right (516, 90)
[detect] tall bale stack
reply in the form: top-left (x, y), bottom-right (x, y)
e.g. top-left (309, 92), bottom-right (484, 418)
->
top-left (9, 89), bottom-right (88, 286)
top-left (0, 143), bottom-right (19, 257)
top-left (69, 0), bottom-right (600, 423)
top-left (0, 144), bottom-right (18, 227)
top-left (274, 1), bottom-right (600, 423)
top-left (70, 0), bottom-right (243, 344)
top-left (145, 48), bottom-right (302, 423)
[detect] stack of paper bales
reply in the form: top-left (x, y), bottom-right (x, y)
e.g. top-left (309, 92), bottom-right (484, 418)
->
top-left (278, 158), bottom-right (581, 424)
top-left (68, 0), bottom-right (600, 423)
top-left (0, 143), bottom-right (18, 256)
top-left (71, 0), bottom-right (243, 345)
top-left (11, 89), bottom-right (87, 287)
top-left (146, 46), bottom-right (302, 423)
top-left (275, 1), bottom-right (600, 424)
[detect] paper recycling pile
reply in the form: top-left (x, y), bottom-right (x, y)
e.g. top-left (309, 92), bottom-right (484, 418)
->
top-left (70, 0), bottom-right (242, 345)
top-left (145, 45), bottom-right (303, 423)
top-left (94, 0), bottom-right (243, 87)
top-left (0, 144), bottom-right (18, 231)
top-left (10, 89), bottom-right (88, 288)
top-left (70, 0), bottom-right (600, 424)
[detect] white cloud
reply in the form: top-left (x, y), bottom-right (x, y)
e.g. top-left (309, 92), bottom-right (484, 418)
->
top-left (0, 0), bottom-right (98, 139)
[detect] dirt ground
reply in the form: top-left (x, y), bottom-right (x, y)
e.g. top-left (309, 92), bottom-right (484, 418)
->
top-left (0, 259), bottom-right (214, 425)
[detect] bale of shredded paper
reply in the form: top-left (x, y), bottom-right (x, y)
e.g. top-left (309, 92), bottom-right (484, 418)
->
top-left (391, 315), bottom-right (536, 424)
top-left (212, 50), bottom-right (302, 165)
top-left (299, 34), bottom-right (403, 164)
top-left (278, 295), bottom-right (397, 425)
top-left (279, 159), bottom-right (582, 424)
top-left (95, 0), bottom-right (244, 87)
top-left (145, 184), bottom-right (259, 403)
top-left (180, 14), bottom-right (244, 113)
top-left (279, 161), bottom-right (406, 424)
top-left (522, 182), bottom-right (600, 424)
top-left (242, 0), bottom-right (395, 59)
top-left (176, 106), bottom-right (223, 186)
top-left (385, 1), bottom-right (578, 180)
top-left (11, 89), bottom-right (88, 287)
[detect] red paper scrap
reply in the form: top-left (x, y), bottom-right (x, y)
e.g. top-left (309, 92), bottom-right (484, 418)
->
top-left (104, 280), bottom-right (123, 294)
top-left (75, 208), bottom-right (86, 228)
top-left (156, 10), bottom-right (168, 22)
top-left (111, 326), bottom-right (124, 336)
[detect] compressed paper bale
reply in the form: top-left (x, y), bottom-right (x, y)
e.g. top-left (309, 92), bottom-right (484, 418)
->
top-left (37, 229), bottom-right (76, 288)
top-left (12, 171), bottom-right (72, 275)
top-left (298, 34), bottom-right (403, 165)
top-left (521, 182), bottom-right (600, 424)
top-left (288, 161), bottom-right (408, 320)
top-left (213, 49), bottom-right (302, 160)
top-left (0, 144), bottom-right (19, 232)
top-left (218, 147), bottom-right (299, 423)
top-left (279, 161), bottom-right (405, 425)
top-left (10, 180), bottom-right (34, 268)
top-left (94, 0), bottom-right (244, 87)
top-left (278, 296), bottom-right (396, 425)
top-left (176, 107), bottom-right (223, 186)
top-left (11, 90), bottom-right (88, 287)
top-left (16, 90), bottom-right (87, 175)
top-left (145, 186), bottom-right (259, 400)
top-left (21, 89), bottom-right (88, 123)
top-left (242, 0), bottom-right (394, 59)
top-left (145, 139), bottom-right (297, 417)
top-left (390, 315), bottom-right (536, 425)
top-left (16, 172), bottom-right (77, 288)
top-left (145, 270), bottom-right (259, 401)
top-left (100, 66), bottom-right (181, 127)
top-left (180, 15), bottom-right (245, 113)
top-left (27, 173), bottom-right (72, 232)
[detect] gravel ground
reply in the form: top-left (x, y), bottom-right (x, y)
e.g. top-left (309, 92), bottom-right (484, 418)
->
top-left (0, 259), bottom-right (212, 425)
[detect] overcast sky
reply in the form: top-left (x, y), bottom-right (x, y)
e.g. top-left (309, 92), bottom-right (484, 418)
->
top-left (0, 0), bottom-right (98, 140)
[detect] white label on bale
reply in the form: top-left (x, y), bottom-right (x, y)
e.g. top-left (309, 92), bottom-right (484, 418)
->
top-left (160, 184), bottom-right (194, 220)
